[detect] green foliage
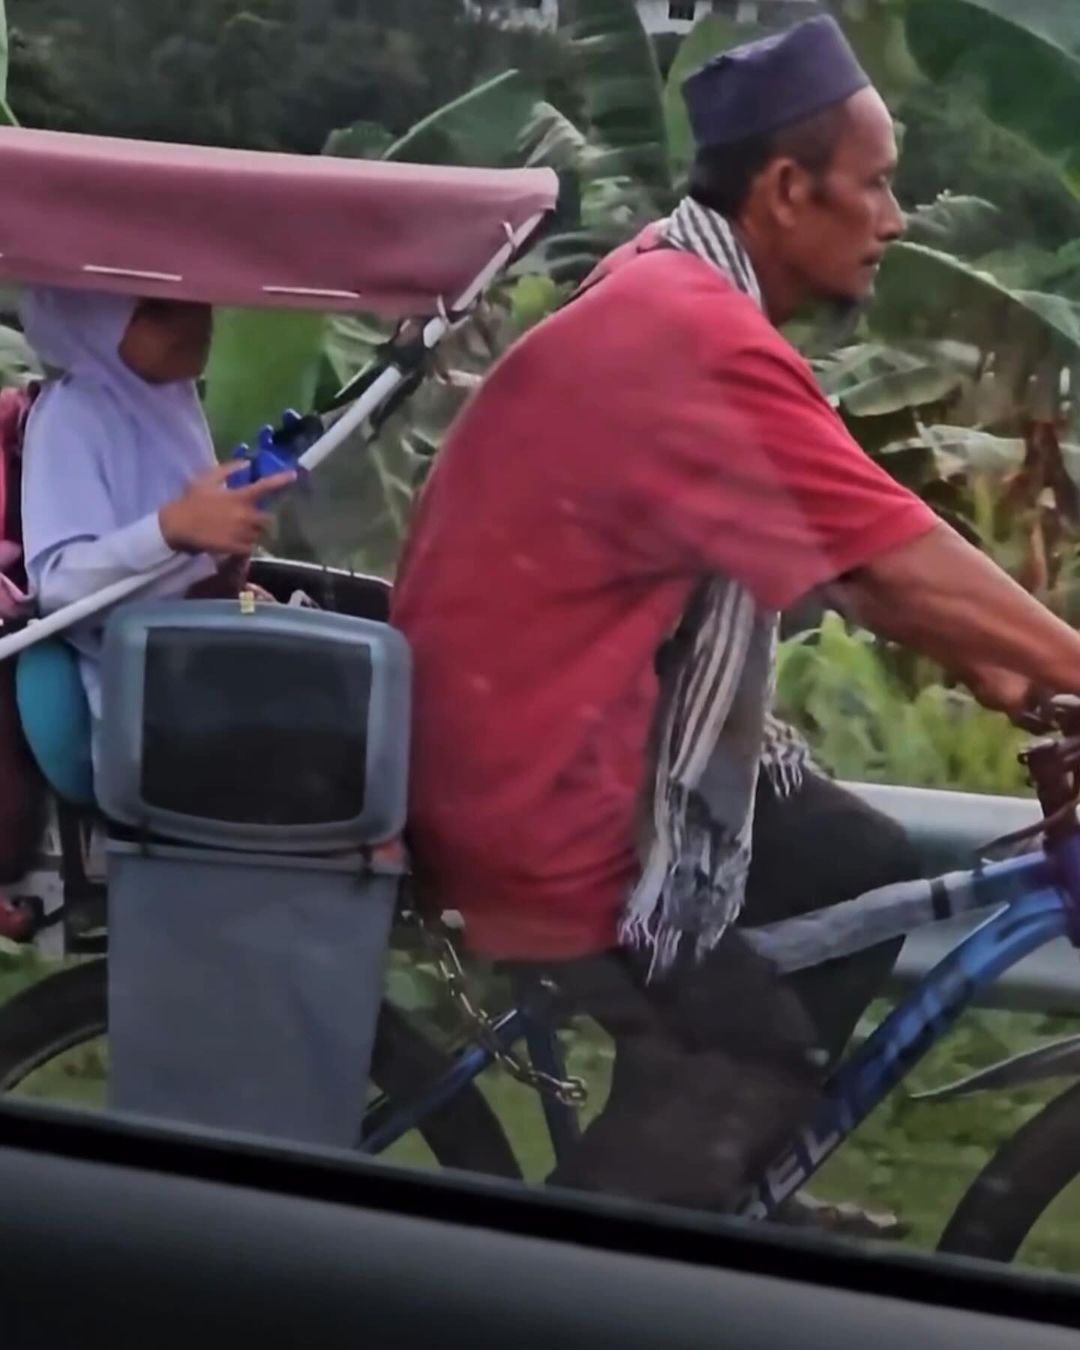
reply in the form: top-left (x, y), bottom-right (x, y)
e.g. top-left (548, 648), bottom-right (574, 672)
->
top-left (905, 0), bottom-right (1080, 195)
top-left (5, 0), bottom-right (561, 153)
top-left (201, 308), bottom-right (327, 456)
top-left (875, 241), bottom-right (1080, 365)
top-left (894, 87), bottom-right (1080, 250)
top-left (0, 321), bottom-right (39, 387)
top-left (381, 68), bottom-right (539, 166)
top-left (507, 273), bottom-right (564, 331)
top-left (660, 14), bottom-right (742, 181)
top-left (384, 950), bottom-right (447, 1018)
top-left (322, 120), bottom-right (394, 160)
top-left (835, 0), bottom-right (923, 103)
top-left (813, 171), bottom-right (1080, 604)
top-left (0, 0), bottom-right (12, 124)
top-left (814, 1000), bottom-right (1079, 1261)
top-left (561, 0), bottom-right (670, 194)
top-left (522, 5), bottom-right (749, 284)
top-left (777, 613), bottom-right (1031, 794)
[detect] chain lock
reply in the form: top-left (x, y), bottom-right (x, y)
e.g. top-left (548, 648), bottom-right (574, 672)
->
top-left (427, 924), bottom-right (587, 1108)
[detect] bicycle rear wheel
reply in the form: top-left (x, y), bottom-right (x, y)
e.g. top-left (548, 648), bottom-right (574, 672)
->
top-left (939, 1081), bottom-right (1080, 1264)
top-left (0, 959), bottom-right (522, 1180)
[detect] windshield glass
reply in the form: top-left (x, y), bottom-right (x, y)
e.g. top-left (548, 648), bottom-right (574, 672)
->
top-left (7, 0), bottom-right (1080, 1291)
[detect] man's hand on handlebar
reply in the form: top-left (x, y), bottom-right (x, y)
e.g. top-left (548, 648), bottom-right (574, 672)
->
top-left (960, 664), bottom-right (1039, 726)
top-left (159, 462), bottom-right (296, 556)
top-left (960, 663), bottom-right (1080, 736)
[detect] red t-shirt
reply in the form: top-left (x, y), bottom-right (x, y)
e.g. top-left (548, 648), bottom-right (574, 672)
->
top-left (391, 238), bottom-right (936, 960)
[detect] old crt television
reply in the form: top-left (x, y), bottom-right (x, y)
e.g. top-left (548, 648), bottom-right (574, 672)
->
top-left (97, 602), bottom-right (411, 853)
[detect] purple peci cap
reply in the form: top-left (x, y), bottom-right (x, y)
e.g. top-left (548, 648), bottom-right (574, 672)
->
top-left (683, 14), bottom-right (870, 150)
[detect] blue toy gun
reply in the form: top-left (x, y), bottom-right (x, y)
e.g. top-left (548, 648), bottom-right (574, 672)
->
top-left (226, 409), bottom-right (324, 494)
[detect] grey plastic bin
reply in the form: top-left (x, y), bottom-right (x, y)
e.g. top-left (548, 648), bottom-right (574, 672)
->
top-left (97, 600), bottom-right (411, 1148)
top-left (107, 837), bottom-right (402, 1147)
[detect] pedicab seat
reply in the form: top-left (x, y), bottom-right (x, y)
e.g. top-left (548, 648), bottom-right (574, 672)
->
top-left (15, 637), bottom-right (94, 807)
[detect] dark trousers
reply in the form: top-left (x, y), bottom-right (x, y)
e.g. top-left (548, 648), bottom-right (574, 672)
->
top-left (525, 774), bottom-right (919, 1212)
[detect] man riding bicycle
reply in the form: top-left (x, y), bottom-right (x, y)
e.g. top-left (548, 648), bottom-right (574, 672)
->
top-left (392, 16), bottom-right (1080, 1217)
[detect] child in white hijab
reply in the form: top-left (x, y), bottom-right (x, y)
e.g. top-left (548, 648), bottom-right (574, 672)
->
top-left (19, 286), bottom-right (291, 727)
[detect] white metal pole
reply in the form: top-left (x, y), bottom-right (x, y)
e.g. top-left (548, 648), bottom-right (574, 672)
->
top-left (0, 210), bottom-right (548, 663)
top-left (298, 364), bottom-right (405, 473)
top-left (301, 211), bottom-right (546, 473)
top-left (0, 556), bottom-right (190, 662)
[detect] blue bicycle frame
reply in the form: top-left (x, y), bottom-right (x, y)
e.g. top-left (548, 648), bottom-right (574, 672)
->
top-left (362, 835), bottom-right (1080, 1215)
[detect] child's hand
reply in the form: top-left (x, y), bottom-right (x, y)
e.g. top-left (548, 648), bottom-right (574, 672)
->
top-left (244, 582), bottom-right (278, 604)
top-left (159, 463), bottom-right (295, 556)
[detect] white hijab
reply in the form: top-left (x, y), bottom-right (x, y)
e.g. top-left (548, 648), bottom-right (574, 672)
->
top-left (19, 286), bottom-right (214, 469)
top-left (17, 286), bottom-right (219, 739)
top-left (18, 286), bottom-right (216, 566)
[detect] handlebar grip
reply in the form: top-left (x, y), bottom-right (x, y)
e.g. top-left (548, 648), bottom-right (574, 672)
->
top-left (225, 409), bottom-right (323, 494)
top-left (1017, 692), bottom-right (1080, 737)
top-left (226, 459), bottom-right (255, 490)
top-left (226, 445), bottom-right (300, 493)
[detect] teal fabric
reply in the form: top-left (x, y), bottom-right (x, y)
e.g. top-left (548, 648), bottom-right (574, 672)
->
top-left (16, 639), bottom-right (95, 806)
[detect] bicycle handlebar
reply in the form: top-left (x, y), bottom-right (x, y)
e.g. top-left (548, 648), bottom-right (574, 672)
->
top-left (1016, 693), bottom-right (1080, 738)
top-left (968, 696), bottom-right (1080, 854)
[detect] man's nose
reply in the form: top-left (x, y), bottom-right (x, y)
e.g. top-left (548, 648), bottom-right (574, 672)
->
top-left (881, 190), bottom-right (906, 242)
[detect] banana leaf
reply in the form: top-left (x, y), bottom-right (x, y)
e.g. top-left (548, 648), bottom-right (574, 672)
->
top-left (282, 413), bottom-right (429, 578)
top-left (0, 0), bottom-right (14, 126)
top-left (519, 101), bottom-right (591, 172)
top-left (905, 0), bottom-right (1080, 194)
top-left (381, 69), bottom-right (539, 168)
top-left (560, 0), bottom-right (671, 199)
top-left (839, 364), bottom-right (963, 418)
top-left (322, 313), bottom-right (390, 392)
top-left (322, 120), bottom-right (394, 160)
top-left (0, 323), bottom-right (38, 384)
top-left (202, 308), bottom-right (327, 457)
top-left (902, 193), bottom-right (1005, 258)
top-left (816, 340), bottom-right (974, 416)
top-left (662, 14), bottom-right (743, 181)
top-left (871, 242), bottom-right (1080, 368)
top-left (918, 423), bottom-right (1025, 476)
top-left (834, 0), bottom-right (922, 105)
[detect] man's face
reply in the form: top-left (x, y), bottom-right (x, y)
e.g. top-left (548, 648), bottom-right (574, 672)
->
top-left (775, 88), bottom-right (904, 308)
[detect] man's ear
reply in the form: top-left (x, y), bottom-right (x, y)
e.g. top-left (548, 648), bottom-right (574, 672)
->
top-left (757, 156), bottom-right (812, 230)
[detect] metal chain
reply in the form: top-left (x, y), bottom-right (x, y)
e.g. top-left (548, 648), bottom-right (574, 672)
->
top-left (426, 923), bottom-right (587, 1108)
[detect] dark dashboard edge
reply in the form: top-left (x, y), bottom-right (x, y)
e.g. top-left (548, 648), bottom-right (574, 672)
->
top-left (1, 1099), bottom-right (1077, 1330)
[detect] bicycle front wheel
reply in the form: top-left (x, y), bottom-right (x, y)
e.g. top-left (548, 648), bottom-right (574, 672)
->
top-left (939, 1081), bottom-right (1080, 1265)
top-left (0, 959), bottom-right (522, 1181)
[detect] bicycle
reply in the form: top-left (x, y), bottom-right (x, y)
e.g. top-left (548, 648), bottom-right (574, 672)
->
top-left (6, 683), bottom-right (1080, 1266)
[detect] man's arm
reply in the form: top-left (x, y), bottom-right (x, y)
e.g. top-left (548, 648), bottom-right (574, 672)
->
top-left (830, 522), bottom-right (1080, 704)
top-left (629, 328), bottom-right (1080, 714)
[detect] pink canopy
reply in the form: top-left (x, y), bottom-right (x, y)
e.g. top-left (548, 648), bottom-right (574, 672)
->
top-left (0, 128), bottom-right (559, 316)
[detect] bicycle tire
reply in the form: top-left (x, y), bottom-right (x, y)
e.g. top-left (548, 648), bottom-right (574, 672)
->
top-left (938, 1080), bottom-right (1080, 1262)
top-left (0, 959), bottom-right (522, 1181)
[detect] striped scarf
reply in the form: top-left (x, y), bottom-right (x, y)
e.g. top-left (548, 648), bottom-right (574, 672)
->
top-left (618, 196), bottom-right (813, 977)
